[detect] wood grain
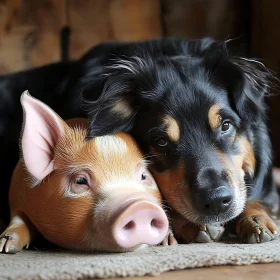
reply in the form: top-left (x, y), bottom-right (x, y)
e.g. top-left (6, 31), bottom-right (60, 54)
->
top-left (0, 0), bottom-right (162, 72)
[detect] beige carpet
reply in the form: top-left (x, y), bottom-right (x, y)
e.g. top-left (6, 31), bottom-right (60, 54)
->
top-left (0, 238), bottom-right (280, 280)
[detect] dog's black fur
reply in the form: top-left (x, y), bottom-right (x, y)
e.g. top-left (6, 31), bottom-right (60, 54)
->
top-left (0, 37), bottom-right (279, 242)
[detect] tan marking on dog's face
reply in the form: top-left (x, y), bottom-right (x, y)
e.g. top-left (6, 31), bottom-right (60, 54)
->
top-left (241, 138), bottom-right (256, 177)
top-left (208, 104), bottom-right (222, 130)
top-left (164, 116), bottom-right (180, 142)
top-left (217, 135), bottom-right (255, 181)
top-left (228, 137), bottom-right (256, 177)
top-left (215, 135), bottom-right (256, 220)
top-left (217, 148), bottom-right (246, 215)
top-left (151, 162), bottom-right (193, 219)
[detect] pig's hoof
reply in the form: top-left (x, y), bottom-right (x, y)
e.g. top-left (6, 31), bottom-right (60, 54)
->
top-left (161, 229), bottom-right (178, 246)
top-left (0, 232), bottom-right (29, 254)
top-left (237, 215), bottom-right (279, 244)
top-left (195, 224), bottom-right (224, 243)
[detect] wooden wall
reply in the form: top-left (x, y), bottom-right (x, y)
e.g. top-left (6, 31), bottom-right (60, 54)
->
top-left (1, 0), bottom-right (280, 164)
top-left (0, 0), bottom-right (163, 73)
top-left (0, 0), bottom-right (250, 73)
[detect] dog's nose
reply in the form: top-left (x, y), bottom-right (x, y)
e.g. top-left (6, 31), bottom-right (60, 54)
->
top-left (194, 168), bottom-right (234, 215)
top-left (195, 186), bottom-right (233, 215)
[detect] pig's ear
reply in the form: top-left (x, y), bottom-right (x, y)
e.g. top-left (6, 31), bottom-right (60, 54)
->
top-left (20, 90), bottom-right (65, 181)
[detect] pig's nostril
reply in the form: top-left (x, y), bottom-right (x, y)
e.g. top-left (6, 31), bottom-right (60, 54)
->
top-left (205, 204), bottom-right (210, 209)
top-left (124, 220), bottom-right (135, 230)
top-left (151, 218), bottom-right (164, 229)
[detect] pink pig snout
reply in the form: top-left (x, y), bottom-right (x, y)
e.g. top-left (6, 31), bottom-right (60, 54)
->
top-left (112, 200), bottom-right (168, 248)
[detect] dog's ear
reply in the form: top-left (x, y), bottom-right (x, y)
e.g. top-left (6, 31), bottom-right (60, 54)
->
top-left (204, 39), bottom-right (272, 122)
top-left (82, 57), bottom-right (161, 137)
top-left (229, 57), bottom-right (271, 122)
top-left (82, 77), bottom-right (137, 137)
top-left (214, 54), bottom-right (272, 123)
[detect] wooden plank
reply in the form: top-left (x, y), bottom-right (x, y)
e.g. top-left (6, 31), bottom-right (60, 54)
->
top-left (162, 0), bottom-right (250, 43)
top-left (0, 0), bottom-right (162, 71)
top-left (0, 0), bottom-right (63, 73)
top-left (0, 0), bottom-right (26, 73)
top-left (69, 0), bottom-right (162, 59)
top-left (68, 0), bottom-right (113, 59)
top-left (109, 0), bottom-right (162, 41)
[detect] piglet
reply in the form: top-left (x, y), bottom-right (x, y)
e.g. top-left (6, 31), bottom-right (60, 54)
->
top-left (0, 91), bottom-right (170, 253)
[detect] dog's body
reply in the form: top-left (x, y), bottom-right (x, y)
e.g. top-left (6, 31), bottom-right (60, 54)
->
top-left (0, 37), bottom-right (279, 243)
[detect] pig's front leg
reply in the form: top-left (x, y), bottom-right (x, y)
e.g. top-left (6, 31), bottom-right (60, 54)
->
top-left (171, 211), bottom-right (224, 243)
top-left (0, 213), bottom-right (36, 254)
top-left (161, 228), bottom-right (178, 246)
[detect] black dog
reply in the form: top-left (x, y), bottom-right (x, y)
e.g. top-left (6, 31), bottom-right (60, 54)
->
top-left (0, 37), bottom-right (279, 243)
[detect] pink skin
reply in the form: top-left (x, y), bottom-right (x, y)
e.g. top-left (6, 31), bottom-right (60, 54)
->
top-left (112, 200), bottom-right (168, 248)
top-left (91, 190), bottom-right (169, 251)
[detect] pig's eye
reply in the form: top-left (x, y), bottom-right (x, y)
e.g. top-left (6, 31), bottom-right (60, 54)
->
top-left (141, 173), bottom-right (147, 180)
top-left (75, 176), bottom-right (88, 185)
top-left (70, 174), bottom-right (90, 194)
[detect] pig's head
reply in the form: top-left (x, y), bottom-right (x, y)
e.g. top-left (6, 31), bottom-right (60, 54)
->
top-left (20, 91), bottom-right (168, 252)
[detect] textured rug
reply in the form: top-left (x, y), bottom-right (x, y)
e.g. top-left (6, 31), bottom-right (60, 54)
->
top-left (1, 237), bottom-right (280, 280)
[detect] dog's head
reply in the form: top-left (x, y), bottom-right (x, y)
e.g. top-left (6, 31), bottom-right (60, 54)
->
top-left (83, 39), bottom-right (272, 224)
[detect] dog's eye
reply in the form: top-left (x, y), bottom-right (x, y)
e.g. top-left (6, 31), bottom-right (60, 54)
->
top-left (156, 137), bottom-right (168, 147)
top-left (221, 121), bottom-right (231, 132)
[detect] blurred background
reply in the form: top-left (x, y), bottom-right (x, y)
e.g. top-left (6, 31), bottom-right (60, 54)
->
top-left (0, 0), bottom-right (280, 165)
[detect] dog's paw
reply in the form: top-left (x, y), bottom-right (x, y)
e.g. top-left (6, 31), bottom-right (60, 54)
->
top-left (195, 224), bottom-right (225, 243)
top-left (237, 215), bottom-right (279, 244)
top-left (173, 221), bottom-right (225, 243)
top-left (170, 211), bottom-right (224, 243)
top-left (161, 229), bottom-right (178, 246)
